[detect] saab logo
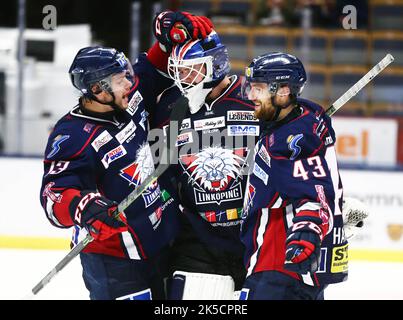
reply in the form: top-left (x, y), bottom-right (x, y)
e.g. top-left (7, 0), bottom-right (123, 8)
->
top-left (91, 130), bottom-right (113, 152)
top-left (120, 143), bottom-right (154, 186)
top-left (180, 146), bottom-right (249, 205)
top-left (127, 90), bottom-right (143, 116)
top-left (258, 145), bottom-right (271, 167)
top-left (253, 162), bottom-right (268, 185)
top-left (193, 116), bottom-right (225, 131)
top-left (180, 118), bottom-right (191, 131)
top-left (74, 192), bottom-right (101, 223)
top-left (101, 145), bottom-right (127, 168)
top-left (228, 125), bottom-right (259, 136)
top-left (287, 134), bottom-right (303, 160)
top-left (227, 110), bottom-right (258, 122)
top-left (115, 120), bottom-right (136, 144)
top-left (47, 134), bottom-right (70, 158)
top-left (331, 244), bottom-right (349, 273)
top-left (176, 132), bottom-right (193, 147)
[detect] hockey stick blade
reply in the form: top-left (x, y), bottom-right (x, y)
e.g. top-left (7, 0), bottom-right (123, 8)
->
top-left (28, 96), bottom-right (189, 297)
top-left (326, 54), bottom-right (394, 117)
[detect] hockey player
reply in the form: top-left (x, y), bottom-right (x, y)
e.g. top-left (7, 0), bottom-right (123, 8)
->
top-left (39, 12), bottom-right (213, 300)
top-left (148, 27), bottom-right (258, 299)
top-left (240, 52), bottom-right (348, 300)
top-left (148, 11), bottom-right (368, 300)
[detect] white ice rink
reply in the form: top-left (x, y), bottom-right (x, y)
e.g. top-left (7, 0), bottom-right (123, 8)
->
top-left (0, 248), bottom-right (402, 300)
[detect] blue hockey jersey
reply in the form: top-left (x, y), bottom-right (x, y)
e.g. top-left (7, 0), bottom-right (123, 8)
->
top-left (40, 54), bottom-right (179, 259)
top-left (241, 98), bottom-right (348, 286)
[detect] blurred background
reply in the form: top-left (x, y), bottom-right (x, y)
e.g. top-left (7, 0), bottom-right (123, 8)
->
top-left (0, 0), bottom-right (402, 299)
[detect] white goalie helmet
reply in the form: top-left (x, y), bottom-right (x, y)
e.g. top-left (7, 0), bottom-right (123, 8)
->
top-left (168, 31), bottom-right (230, 114)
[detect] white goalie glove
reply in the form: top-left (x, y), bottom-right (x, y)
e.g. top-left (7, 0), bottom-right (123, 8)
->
top-left (342, 197), bottom-right (369, 240)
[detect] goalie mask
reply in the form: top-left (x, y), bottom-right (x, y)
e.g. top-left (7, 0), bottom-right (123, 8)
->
top-left (168, 31), bottom-right (230, 114)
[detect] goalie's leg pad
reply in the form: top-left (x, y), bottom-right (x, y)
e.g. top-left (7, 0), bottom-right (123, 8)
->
top-left (170, 271), bottom-right (235, 300)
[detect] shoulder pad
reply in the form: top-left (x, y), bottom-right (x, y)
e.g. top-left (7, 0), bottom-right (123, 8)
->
top-left (44, 116), bottom-right (101, 161)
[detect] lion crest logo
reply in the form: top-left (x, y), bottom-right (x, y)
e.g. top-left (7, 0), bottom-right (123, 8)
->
top-left (181, 147), bottom-right (247, 192)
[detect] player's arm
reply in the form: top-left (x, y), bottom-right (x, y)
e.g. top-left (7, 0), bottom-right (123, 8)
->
top-left (148, 10), bottom-right (214, 72)
top-left (40, 129), bottom-right (127, 241)
top-left (269, 133), bottom-right (336, 273)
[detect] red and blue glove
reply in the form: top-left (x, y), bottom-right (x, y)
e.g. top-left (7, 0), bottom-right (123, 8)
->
top-left (153, 10), bottom-right (213, 52)
top-left (70, 191), bottom-right (128, 241)
top-left (284, 215), bottom-right (324, 273)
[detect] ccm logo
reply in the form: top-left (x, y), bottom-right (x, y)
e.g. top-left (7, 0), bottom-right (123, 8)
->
top-left (74, 192), bottom-right (101, 223)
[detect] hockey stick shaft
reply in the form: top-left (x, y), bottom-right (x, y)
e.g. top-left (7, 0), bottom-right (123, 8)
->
top-left (326, 54), bottom-right (394, 116)
top-left (28, 96), bottom-right (189, 297)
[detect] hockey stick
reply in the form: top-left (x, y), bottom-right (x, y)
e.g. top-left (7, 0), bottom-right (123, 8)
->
top-left (26, 96), bottom-right (189, 298)
top-left (326, 54), bottom-right (394, 116)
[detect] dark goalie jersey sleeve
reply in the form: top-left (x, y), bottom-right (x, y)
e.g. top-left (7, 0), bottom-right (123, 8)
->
top-left (39, 123), bottom-right (100, 228)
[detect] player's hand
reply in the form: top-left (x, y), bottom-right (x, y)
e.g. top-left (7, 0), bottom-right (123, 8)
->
top-left (70, 191), bottom-right (127, 241)
top-left (342, 197), bottom-right (369, 240)
top-left (284, 215), bottom-right (323, 273)
top-left (153, 11), bottom-right (213, 52)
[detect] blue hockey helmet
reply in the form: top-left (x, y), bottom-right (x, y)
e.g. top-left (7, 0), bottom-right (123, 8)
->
top-left (68, 46), bottom-right (133, 98)
top-left (168, 31), bottom-right (230, 113)
top-left (243, 52), bottom-right (307, 98)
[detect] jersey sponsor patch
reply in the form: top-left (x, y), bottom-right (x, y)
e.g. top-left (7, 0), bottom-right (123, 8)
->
top-left (115, 120), bottom-right (136, 144)
top-left (331, 243), bottom-right (349, 273)
top-left (91, 130), bottom-right (113, 152)
top-left (228, 125), bottom-right (259, 136)
top-left (101, 145), bottom-right (127, 168)
top-left (193, 116), bottom-right (225, 131)
top-left (257, 144), bottom-right (271, 168)
top-left (253, 162), bottom-right (268, 185)
top-left (47, 134), bottom-right (70, 158)
top-left (148, 207), bottom-right (163, 230)
top-left (83, 123), bottom-right (95, 133)
top-left (227, 110), bottom-right (258, 122)
top-left (127, 90), bottom-right (143, 115)
top-left (175, 131), bottom-right (193, 147)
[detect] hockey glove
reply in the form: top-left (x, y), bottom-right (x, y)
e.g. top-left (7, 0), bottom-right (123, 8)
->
top-left (342, 197), bottom-right (369, 240)
top-left (153, 11), bottom-right (213, 52)
top-left (70, 191), bottom-right (127, 241)
top-left (284, 215), bottom-right (323, 273)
